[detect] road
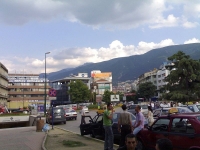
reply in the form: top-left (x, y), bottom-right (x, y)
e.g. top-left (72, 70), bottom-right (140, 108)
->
top-left (55, 107), bottom-right (122, 134)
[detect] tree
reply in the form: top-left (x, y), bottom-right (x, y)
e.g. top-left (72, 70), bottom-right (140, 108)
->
top-left (163, 51), bottom-right (200, 102)
top-left (68, 80), bottom-right (91, 103)
top-left (137, 82), bottom-right (156, 101)
top-left (103, 90), bottom-right (114, 103)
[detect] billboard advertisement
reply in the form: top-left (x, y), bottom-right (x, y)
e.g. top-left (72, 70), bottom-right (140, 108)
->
top-left (91, 72), bottom-right (112, 82)
top-left (110, 95), bottom-right (120, 102)
top-left (96, 95), bottom-right (102, 102)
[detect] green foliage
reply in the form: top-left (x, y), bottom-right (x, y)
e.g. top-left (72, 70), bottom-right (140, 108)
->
top-left (103, 90), bottom-right (114, 103)
top-left (137, 82), bottom-right (156, 100)
top-left (67, 80), bottom-right (91, 103)
top-left (163, 51), bottom-right (200, 102)
top-left (87, 104), bottom-right (98, 109)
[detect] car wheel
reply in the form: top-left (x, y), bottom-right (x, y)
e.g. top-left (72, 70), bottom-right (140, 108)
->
top-left (90, 130), bottom-right (96, 138)
top-left (75, 117), bottom-right (77, 120)
top-left (64, 121), bottom-right (66, 124)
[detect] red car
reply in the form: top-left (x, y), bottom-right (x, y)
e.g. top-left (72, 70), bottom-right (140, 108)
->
top-left (138, 108), bottom-right (200, 150)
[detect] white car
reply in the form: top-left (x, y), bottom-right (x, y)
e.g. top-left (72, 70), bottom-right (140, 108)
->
top-left (65, 109), bottom-right (77, 120)
top-left (80, 106), bottom-right (89, 113)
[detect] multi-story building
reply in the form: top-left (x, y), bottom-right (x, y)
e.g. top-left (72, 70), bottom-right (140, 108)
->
top-left (8, 74), bottom-right (51, 109)
top-left (0, 62), bottom-right (8, 105)
top-left (157, 62), bottom-right (173, 98)
top-left (90, 70), bottom-right (112, 95)
top-left (51, 73), bottom-right (91, 103)
top-left (138, 68), bottom-right (157, 86)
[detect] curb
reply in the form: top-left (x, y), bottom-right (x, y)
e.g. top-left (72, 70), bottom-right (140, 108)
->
top-left (55, 126), bottom-right (119, 147)
top-left (42, 132), bottom-right (48, 150)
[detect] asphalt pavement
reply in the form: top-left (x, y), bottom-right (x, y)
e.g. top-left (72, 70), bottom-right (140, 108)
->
top-left (0, 126), bottom-right (46, 150)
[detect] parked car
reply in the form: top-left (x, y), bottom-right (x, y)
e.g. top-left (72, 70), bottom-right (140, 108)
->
top-left (127, 104), bottom-right (148, 117)
top-left (153, 107), bottom-right (193, 119)
top-left (186, 104), bottom-right (200, 112)
top-left (80, 112), bottom-right (135, 138)
top-left (46, 107), bottom-right (66, 125)
top-left (65, 109), bottom-right (77, 120)
top-left (96, 105), bottom-right (107, 114)
top-left (80, 106), bottom-right (89, 113)
top-left (137, 108), bottom-right (200, 150)
top-left (80, 112), bottom-right (147, 139)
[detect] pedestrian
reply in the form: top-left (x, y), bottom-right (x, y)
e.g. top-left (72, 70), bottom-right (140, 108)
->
top-left (117, 134), bottom-right (138, 150)
top-left (118, 104), bottom-right (133, 147)
top-left (132, 105), bottom-right (145, 135)
top-left (155, 138), bottom-right (173, 150)
top-left (103, 102), bottom-right (114, 150)
top-left (81, 106), bottom-right (86, 124)
top-left (147, 106), bottom-right (154, 126)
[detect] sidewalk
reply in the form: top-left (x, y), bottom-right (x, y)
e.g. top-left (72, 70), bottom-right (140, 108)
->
top-left (0, 126), bottom-right (119, 150)
top-left (0, 126), bottom-right (46, 150)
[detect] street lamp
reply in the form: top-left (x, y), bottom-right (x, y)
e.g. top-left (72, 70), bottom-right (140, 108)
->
top-left (44, 52), bottom-right (50, 115)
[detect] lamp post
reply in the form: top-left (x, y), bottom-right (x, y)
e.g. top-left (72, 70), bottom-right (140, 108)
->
top-left (44, 52), bottom-right (50, 115)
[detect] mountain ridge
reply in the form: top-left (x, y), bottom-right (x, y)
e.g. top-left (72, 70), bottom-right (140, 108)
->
top-left (43, 43), bottom-right (200, 85)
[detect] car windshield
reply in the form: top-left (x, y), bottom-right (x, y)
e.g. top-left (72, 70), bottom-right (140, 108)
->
top-left (196, 105), bottom-right (200, 111)
top-left (70, 110), bottom-right (75, 112)
top-left (113, 113), bottom-right (119, 122)
top-left (141, 105), bottom-right (148, 109)
top-left (177, 107), bottom-right (193, 113)
top-left (129, 105), bottom-right (137, 109)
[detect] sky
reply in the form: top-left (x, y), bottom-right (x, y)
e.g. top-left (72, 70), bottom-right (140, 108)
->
top-left (0, 0), bottom-right (200, 74)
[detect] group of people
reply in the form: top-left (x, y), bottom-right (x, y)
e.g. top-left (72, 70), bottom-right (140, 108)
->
top-left (103, 102), bottom-right (173, 150)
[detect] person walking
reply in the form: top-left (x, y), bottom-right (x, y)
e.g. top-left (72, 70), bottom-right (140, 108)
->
top-left (80, 106), bottom-right (86, 124)
top-left (118, 104), bottom-right (133, 147)
top-left (147, 106), bottom-right (154, 126)
top-left (132, 105), bottom-right (145, 135)
top-left (117, 134), bottom-right (138, 150)
top-left (103, 102), bottom-right (114, 150)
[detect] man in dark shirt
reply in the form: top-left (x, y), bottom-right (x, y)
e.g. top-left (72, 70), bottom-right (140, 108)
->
top-left (117, 134), bottom-right (137, 150)
top-left (118, 104), bottom-right (133, 147)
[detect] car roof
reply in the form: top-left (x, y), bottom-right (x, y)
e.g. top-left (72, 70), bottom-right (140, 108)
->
top-left (158, 112), bottom-right (200, 118)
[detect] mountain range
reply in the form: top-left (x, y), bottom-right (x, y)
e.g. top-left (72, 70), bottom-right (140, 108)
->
top-left (42, 43), bottom-right (200, 85)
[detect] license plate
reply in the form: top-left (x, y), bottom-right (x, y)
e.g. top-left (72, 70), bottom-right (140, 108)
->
top-left (55, 116), bottom-right (61, 118)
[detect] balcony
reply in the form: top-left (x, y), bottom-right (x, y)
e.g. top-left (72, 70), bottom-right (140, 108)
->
top-left (8, 85), bottom-right (51, 89)
top-left (7, 96), bottom-right (48, 101)
top-left (0, 94), bottom-right (8, 99)
top-left (8, 91), bottom-right (47, 95)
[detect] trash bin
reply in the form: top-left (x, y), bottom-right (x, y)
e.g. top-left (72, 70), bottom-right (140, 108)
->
top-left (36, 116), bottom-right (44, 132)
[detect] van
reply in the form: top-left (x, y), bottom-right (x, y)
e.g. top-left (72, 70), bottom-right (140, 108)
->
top-left (46, 107), bottom-right (66, 124)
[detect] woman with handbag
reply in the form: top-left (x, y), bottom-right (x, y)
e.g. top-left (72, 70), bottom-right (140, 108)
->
top-left (147, 106), bottom-right (154, 126)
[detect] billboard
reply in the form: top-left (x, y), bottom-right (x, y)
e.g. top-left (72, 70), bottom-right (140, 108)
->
top-left (91, 72), bottom-right (112, 82)
top-left (96, 95), bottom-right (102, 102)
top-left (110, 95), bottom-right (120, 102)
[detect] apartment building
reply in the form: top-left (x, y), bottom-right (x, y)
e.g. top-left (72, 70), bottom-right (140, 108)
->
top-left (90, 70), bottom-right (112, 95)
top-left (51, 73), bottom-right (91, 103)
top-left (138, 68), bottom-right (157, 86)
top-left (157, 62), bottom-right (173, 97)
top-left (0, 62), bottom-right (8, 105)
top-left (8, 74), bottom-right (51, 109)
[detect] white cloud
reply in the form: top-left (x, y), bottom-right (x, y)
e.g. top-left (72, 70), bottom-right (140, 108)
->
top-left (1, 39), bottom-right (178, 74)
top-left (184, 38), bottom-right (200, 44)
top-left (149, 14), bottom-right (179, 29)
